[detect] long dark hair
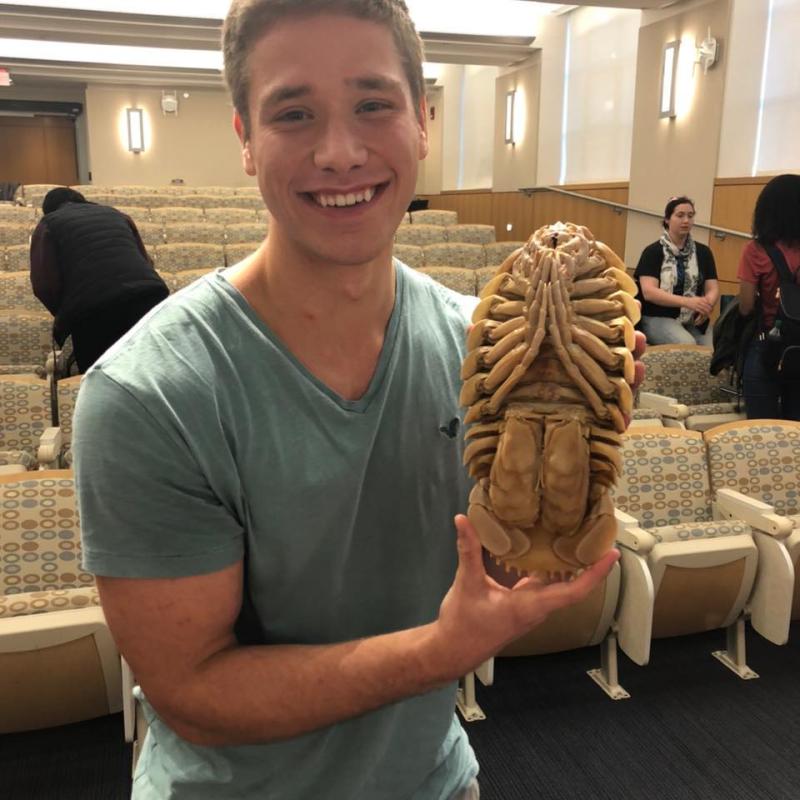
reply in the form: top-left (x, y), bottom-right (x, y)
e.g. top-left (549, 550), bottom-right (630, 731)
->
top-left (752, 174), bottom-right (800, 247)
top-left (663, 195), bottom-right (694, 230)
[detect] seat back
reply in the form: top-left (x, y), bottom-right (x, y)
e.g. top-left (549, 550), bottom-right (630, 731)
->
top-left (0, 374), bottom-right (49, 458)
top-left (154, 243), bottom-right (224, 272)
top-left (445, 224), bottom-right (496, 245)
top-left (422, 243), bottom-right (486, 270)
top-left (640, 345), bottom-right (730, 404)
top-left (0, 311), bottom-right (51, 369)
top-left (409, 209), bottom-right (458, 226)
top-left (615, 428), bottom-right (713, 529)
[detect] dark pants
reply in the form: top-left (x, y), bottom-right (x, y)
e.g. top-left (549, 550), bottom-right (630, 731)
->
top-left (70, 293), bottom-right (165, 373)
top-left (742, 338), bottom-right (800, 420)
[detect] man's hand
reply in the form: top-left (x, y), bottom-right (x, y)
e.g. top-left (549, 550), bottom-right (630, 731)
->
top-left (685, 296), bottom-right (713, 317)
top-left (429, 515), bottom-right (620, 679)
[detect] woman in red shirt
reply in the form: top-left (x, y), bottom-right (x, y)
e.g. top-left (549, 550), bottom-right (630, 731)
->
top-left (738, 174), bottom-right (800, 420)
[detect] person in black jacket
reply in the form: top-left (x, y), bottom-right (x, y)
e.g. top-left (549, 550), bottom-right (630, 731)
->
top-left (30, 187), bottom-right (169, 372)
top-left (634, 195), bottom-right (719, 345)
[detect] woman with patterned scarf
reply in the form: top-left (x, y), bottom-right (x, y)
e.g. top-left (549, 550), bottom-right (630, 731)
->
top-left (634, 195), bottom-right (719, 345)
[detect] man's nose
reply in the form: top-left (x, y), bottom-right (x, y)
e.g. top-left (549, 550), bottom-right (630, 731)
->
top-left (313, 117), bottom-right (368, 173)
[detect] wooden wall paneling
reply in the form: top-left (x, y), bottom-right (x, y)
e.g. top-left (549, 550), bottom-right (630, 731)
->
top-left (0, 118), bottom-right (49, 184)
top-left (491, 192), bottom-right (536, 241)
top-left (708, 234), bottom-right (748, 285)
top-left (43, 118), bottom-right (79, 187)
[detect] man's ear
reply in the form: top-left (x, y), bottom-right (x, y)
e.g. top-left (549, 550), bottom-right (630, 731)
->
top-left (233, 110), bottom-right (256, 176)
top-left (417, 96), bottom-right (429, 160)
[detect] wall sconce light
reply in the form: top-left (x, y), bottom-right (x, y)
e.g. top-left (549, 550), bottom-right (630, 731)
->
top-left (505, 90), bottom-right (516, 145)
top-left (695, 28), bottom-right (718, 74)
top-left (126, 107), bottom-right (144, 152)
top-left (660, 40), bottom-right (680, 118)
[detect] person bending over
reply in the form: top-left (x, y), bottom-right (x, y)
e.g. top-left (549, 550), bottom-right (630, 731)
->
top-left (635, 195), bottom-right (719, 345)
top-left (72, 3), bottom-right (633, 799)
top-left (30, 187), bottom-right (168, 373)
top-left (737, 173), bottom-right (800, 420)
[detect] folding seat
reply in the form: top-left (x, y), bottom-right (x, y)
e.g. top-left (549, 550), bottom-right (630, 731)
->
top-left (0, 272), bottom-right (46, 312)
top-left (613, 427), bottom-right (793, 679)
top-left (0, 374), bottom-right (50, 470)
top-left (705, 420), bottom-right (800, 636)
top-left (626, 408), bottom-right (664, 428)
top-left (484, 241), bottom-right (526, 268)
top-left (136, 221), bottom-right (165, 247)
top-left (196, 186), bottom-right (236, 196)
top-left (38, 374), bottom-right (82, 469)
top-left (416, 267), bottom-right (476, 295)
top-left (445, 224), bottom-right (496, 245)
top-left (0, 223), bottom-right (33, 247)
top-left (0, 470), bottom-right (122, 733)
top-left (225, 222), bottom-right (267, 244)
top-left (174, 194), bottom-right (216, 210)
top-left (86, 193), bottom-right (117, 206)
top-left (113, 185), bottom-right (153, 196)
top-left (409, 209), bottom-right (458, 226)
top-left (394, 224), bottom-right (447, 246)
top-left (0, 206), bottom-right (35, 223)
top-left (234, 186), bottom-right (262, 196)
top-left (205, 207), bottom-right (257, 225)
top-left (224, 242), bottom-right (261, 266)
top-left (120, 193), bottom-right (158, 208)
top-left (113, 205), bottom-right (151, 226)
top-left (164, 222), bottom-right (224, 245)
top-left (173, 268), bottom-right (214, 291)
top-left (151, 206), bottom-right (204, 224)
top-left (255, 207), bottom-right (270, 224)
top-left (0, 311), bottom-right (52, 373)
top-left (637, 345), bottom-right (745, 431)
top-left (224, 194), bottom-right (265, 210)
top-left (3, 245), bottom-right (29, 272)
top-left (458, 559), bottom-right (631, 721)
top-left (22, 185), bottom-right (60, 208)
top-left (154, 243), bottom-right (225, 273)
top-left (392, 244), bottom-right (425, 269)
top-left (422, 243), bottom-right (486, 270)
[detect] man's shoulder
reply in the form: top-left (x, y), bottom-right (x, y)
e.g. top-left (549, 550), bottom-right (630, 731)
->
top-left (399, 261), bottom-right (479, 324)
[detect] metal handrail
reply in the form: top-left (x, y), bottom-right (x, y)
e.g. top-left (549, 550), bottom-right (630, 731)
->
top-left (519, 186), bottom-right (751, 241)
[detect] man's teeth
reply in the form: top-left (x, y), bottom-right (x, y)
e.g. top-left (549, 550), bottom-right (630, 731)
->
top-left (315, 187), bottom-right (376, 207)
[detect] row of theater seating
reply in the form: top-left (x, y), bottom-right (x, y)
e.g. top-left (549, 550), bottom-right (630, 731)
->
top-left (0, 220), bottom-right (498, 249)
top-left (459, 421), bottom-right (800, 720)
top-left (2, 420), bottom-right (799, 736)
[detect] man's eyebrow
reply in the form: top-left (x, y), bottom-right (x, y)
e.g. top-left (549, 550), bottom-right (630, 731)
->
top-left (346, 75), bottom-right (404, 93)
top-left (261, 84), bottom-right (312, 109)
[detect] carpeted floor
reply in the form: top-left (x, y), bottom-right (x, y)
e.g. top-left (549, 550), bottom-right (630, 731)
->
top-left (1, 624), bottom-right (799, 799)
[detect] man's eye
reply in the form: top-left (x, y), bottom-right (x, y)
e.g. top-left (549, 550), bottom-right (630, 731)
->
top-left (276, 109), bottom-right (310, 122)
top-left (359, 101), bottom-right (391, 113)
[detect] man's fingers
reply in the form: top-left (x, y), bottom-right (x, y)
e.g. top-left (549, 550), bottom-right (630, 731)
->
top-left (453, 514), bottom-right (487, 588)
top-left (633, 330), bottom-right (647, 360)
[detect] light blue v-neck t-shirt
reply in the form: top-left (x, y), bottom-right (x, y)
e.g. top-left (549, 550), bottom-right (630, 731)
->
top-left (73, 263), bottom-right (480, 799)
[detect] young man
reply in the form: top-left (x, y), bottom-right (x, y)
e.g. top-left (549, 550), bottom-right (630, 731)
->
top-left (30, 187), bottom-right (168, 372)
top-left (74, 2), bottom-right (621, 798)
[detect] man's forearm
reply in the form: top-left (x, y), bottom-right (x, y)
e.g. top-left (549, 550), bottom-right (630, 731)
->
top-left (155, 622), bottom-right (456, 747)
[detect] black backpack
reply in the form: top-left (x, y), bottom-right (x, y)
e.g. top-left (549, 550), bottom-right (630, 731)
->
top-left (763, 246), bottom-right (800, 379)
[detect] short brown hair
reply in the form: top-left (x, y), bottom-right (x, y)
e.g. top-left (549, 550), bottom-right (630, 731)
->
top-left (223, 0), bottom-right (426, 138)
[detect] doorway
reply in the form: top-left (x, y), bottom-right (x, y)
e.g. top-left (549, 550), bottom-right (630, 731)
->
top-left (0, 115), bottom-right (79, 186)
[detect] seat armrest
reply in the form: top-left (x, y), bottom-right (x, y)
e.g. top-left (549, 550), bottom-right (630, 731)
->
top-left (638, 391), bottom-right (688, 419)
top-left (37, 426), bottom-right (63, 467)
top-left (715, 487), bottom-right (794, 537)
top-left (615, 510), bottom-right (656, 553)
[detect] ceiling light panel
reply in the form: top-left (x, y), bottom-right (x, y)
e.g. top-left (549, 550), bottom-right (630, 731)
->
top-left (0, 0), bottom-right (561, 37)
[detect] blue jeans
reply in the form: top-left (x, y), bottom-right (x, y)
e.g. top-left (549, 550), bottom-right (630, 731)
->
top-left (742, 338), bottom-right (800, 420)
top-left (640, 315), bottom-right (712, 346)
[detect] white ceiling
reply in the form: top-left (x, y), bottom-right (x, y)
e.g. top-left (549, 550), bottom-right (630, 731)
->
top-left (0, 1), bottom-right (683, 89)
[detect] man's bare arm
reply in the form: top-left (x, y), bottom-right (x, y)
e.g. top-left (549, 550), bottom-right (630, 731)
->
top-left (98, 516), bottom-right (618, 747)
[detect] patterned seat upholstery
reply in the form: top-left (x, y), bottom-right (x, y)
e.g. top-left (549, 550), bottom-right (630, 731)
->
top-left (205, 207), bottom-right (257, 224)
top-left (638, 345), bottom-right (744, 430)
top-left (113, 206), bottom-right (151, 227)
top-left (164, 222), bottom-right (225, 245)
top-left (0, 206), bottom-right (36, 223)
top-left (150, 206), bottom-right (204, 224)
top-left (117, 193), bottom-right (155, 207)
top-left (416, 267), bottom-right (476, 296)
top-left (172, 269), bottom-right (214, 291)
top-left (3, 245), bottom-right (29, 272)
top-left (0, 223), bottom-right (33, 247)
top-left (445, 224), bottom-right (496, 245)
top-left (136, 222), bottom-right (165, 247)
top-left (154, 244), bottom-right (225, 273)
top-left (0, 311), bottom-right (52, 370)
top-left (196, 186), bottom-right (237, 196)
top-left (225, 222), bottom-right (267, 244)
top-left (0, 374), bottom-right (49, 468)
top-left (705, 421), bottom-right (800, 623)
top-left (113, 185), bottom-right (153, 196)
top-left (484, 241), bottom-right (526, 267)
top-left (612, 428), bottom-right (786, 673)
top-left (422, 243), bottom-right (486, 270)
top-left (0, 470), bottom-right (122, 733)
top-left (394, 224), bottom-right (447, 246)
top-left (392, 244), bottom-right (425, 269)
top-left (409, 209), bottom-right (458, 226)
top-left (475, 265), bottom-right (498, 295)
top-left (224, 194), bottom-right (265, 210)
top-left (0, 272), bottom-right (46, 312)
top-left (224, 242), bottom-right (261, 266)
top-left (47, 375), bottom-right (82, 469)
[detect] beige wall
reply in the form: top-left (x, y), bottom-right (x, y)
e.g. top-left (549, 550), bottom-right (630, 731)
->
top-left (84, 85), bottom-right (254, 187)
top-left (624, 0), bottom-right (732, 265)
top-left (493, 58), bottom-right (540, 192)
top-left (416, 86), bottom-right (443, 195)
